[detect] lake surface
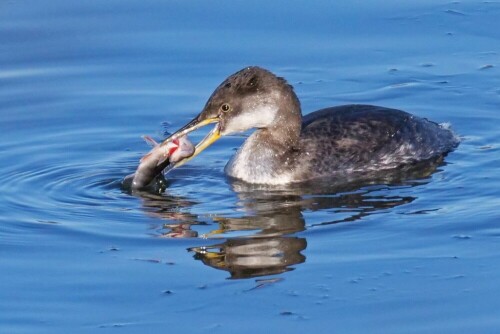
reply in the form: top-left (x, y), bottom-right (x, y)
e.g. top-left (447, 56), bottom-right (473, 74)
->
top-left (1, 0), bottom-right (499, 333)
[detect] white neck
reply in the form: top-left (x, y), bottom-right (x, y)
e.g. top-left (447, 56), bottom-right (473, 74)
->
top-left (224, 131), bottom-right (295, 185)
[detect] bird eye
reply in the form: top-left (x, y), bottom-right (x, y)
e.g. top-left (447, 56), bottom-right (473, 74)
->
top-left (221, 103), bottom-right (231, 112)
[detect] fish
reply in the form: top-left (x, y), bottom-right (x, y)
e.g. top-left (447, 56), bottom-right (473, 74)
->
top-left (123, 135), bottom-right (195, 191)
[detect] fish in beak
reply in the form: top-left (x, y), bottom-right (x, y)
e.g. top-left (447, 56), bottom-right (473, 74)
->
top-left (160, 115), bottom-right (222, 170)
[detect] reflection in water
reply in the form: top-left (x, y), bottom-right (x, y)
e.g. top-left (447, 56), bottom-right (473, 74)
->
top-left (131, 157), bottom-right (445, 279)
top-left (189, 237), bottom-right (307, 279)
top-left (161, 223), bottom-right (199, 238)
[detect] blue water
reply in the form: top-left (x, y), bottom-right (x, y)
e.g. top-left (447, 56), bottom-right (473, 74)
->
top-left (1, 0), bottom-right (500, 333)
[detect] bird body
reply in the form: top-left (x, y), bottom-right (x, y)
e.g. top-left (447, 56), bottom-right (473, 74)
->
top-left (225, 104), bottom-right (458, 184)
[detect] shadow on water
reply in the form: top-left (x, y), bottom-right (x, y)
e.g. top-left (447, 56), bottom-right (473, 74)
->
top-left (127, 156), bottom-right (446, 279)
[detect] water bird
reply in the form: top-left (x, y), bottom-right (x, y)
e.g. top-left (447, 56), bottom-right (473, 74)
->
top-left (162, 66), bottom-right (459, 185)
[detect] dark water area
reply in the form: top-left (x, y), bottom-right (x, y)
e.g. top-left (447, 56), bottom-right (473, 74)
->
top-left (1, 0), bottom-right (499, 333)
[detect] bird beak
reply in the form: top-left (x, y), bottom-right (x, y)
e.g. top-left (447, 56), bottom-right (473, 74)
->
top-left (160, 115), bottom-right (221, 169)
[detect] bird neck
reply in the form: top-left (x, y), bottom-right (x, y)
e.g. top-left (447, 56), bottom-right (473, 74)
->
top-left (225, 129), bottom-right (300, 184)
top-left (224, 104), bottom-right (302, 184)
top-left (224, 84), bottom-right (303, 184)
top-left (266, 87), bottom-right (302, 148)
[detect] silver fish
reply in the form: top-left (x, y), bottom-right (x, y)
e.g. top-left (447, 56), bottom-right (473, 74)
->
top-left (124, 135), bottom-right (195, 191)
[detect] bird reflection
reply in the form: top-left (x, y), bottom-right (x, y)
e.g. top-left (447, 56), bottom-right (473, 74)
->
top-left (189, 237), bottom-right (306, 279)
top-left (131, 156), bottom-right (445, 279)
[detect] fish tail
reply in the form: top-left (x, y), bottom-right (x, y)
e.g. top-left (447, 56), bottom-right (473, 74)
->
top-left (142, 135), bottom-right (159, 147)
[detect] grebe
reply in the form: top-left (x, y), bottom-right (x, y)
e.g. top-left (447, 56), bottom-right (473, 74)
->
top-left (161, 67), bottom-right (459, 185)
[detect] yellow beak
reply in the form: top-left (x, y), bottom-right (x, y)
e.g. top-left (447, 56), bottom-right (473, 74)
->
top-left (173, 122), bottom-right (221, 168)
top-left (160, 116), bottom-right (221, 169)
